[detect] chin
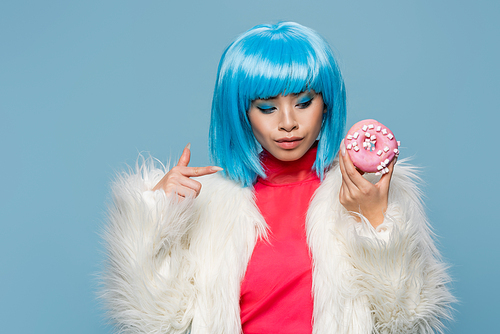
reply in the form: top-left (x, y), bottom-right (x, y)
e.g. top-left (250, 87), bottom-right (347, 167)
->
top-left (272, 149), bottom-right (307, 162)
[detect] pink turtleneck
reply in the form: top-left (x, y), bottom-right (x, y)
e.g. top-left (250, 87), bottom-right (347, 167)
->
top-left (240, 144), bottom-right (320, 334)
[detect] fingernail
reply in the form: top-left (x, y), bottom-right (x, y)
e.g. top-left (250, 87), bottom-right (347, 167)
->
top-left (340, 139), bottom-right (346, 156)
top-left (186, 143), bottom-right (191, 150)
top-left (211, 166), bottom-right (223, 172)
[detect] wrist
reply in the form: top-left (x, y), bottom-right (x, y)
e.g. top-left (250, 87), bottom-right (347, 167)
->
top-left (363, 211), bottom-right (385, 229)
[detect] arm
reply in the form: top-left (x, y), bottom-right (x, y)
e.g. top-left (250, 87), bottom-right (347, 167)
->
top-left (339, 160), bottom-right (455, 333)
top-left (101, 157), bottom-right (195, 333)
top-left (101, 146), bottom-right (221, 333)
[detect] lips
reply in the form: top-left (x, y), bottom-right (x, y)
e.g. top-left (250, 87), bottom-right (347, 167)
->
top-left (275, 137), bottom-right (304, 149)
top-left (275, 136), bottom-right (303, 143)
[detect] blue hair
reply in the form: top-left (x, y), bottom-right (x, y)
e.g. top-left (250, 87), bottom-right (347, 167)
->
top-left (209, 22), bottom-right (346, 187)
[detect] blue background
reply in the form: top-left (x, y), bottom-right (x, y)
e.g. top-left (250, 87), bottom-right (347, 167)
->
top-left (1, 1), bottom-right (498, 332)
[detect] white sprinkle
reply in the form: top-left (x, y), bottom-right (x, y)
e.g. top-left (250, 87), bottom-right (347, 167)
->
top-left (377, 150), bottom-right (383, 156)
top-left (384, 167), bottom-right (390, 173)
top-left (377, 165), bottom-right (383, 170)
top-left (397, 141), bottom-right (401, 146)
top-left (365, 132), bottom-right (371, 138)
top-left (368, 124), bottom-right (374, 129)
top-left (352, 141), bottom-right (358, 146)
top-left (384, 146), bottom-right (389, 152)
top-left (384, 158), bottom-right (390, 165)
top-left (393, 148), bottom-right (399, 154)
top-left (376, 126), bottom-right (381, 132)
top-left (375, 172), bottom-right (381, 176)
top-left (346, 134), bottom-right (352, 140)
top-left (353, 132), bottom-right (359, 139)
top-left (370, 135), bottom-right (376, 141)
top-left (362, 125), bottom-right (368, 131)
top-left (347, 144), bottom-right (352, 150)
top-left (387, 133), bottom-right (394, 140)
top-left (363, 142), bottom-right (368, 148)
top-left (353, 146), bottom-right (360, 152)
top-left (382, 129), bottom-right (388, 135)
top-left (381, 161), bottom-right (386, 167)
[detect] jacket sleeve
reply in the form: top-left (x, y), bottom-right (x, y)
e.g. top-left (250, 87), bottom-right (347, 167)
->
top-left (100, 158), bottom-right (195, 334)
top-left (341, 162), bottom-right (455, 333)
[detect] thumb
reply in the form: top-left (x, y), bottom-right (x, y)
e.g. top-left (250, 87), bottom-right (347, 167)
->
top-left (177, 143), bottom-right (191, 167)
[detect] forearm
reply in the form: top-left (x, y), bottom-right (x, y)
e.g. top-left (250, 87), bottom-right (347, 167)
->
top-left (101, 158), bottom-right (195, 333)
top-left (343, 164), bottom-right (455, 333)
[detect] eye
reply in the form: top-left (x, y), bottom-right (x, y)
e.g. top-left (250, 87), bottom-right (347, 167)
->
top-left (257, 106), bottom-right (276, 114)
top-left (296, 97), bottom-right (313, 109)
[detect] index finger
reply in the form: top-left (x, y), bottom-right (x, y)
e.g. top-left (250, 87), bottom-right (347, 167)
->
top-left (340, 145), bottom-right (370, 188)
top-left (177, 143), bottom-right (191, 167)
top-left (180, 166), bottom-right (223, 178)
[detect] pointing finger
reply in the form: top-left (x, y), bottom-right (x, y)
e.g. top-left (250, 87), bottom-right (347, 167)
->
top-left (177, 143), bottom-right (191, 167)
top-left (339, 148), bottom-right (360, 197)
top-left (340, 144), bottom-right (367, 190)
top-left (180, 165), bottom-right (223, 178)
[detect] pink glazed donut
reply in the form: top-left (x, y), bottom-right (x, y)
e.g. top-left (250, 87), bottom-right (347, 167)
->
top-left (344, 119), bottom-right (400, 174)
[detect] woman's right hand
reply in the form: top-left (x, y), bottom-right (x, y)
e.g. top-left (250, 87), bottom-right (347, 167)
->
top-left (152, 143), bottom-right (223, 200)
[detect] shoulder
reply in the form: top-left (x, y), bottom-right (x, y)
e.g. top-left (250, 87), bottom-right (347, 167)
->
top-left (196, 172), bottom-right (251, 195)
top-left (189, 170), bottom-right (267, 239)
top-left (193, 173), bottom-right (255, 208)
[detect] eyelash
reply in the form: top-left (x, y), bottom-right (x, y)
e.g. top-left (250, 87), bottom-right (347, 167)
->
top-left (297, 98), bottom-right (313, 108)
top-left (257, 106), bottom-right (276, 114)
top-left (256, 96), bottom-right (314, 114)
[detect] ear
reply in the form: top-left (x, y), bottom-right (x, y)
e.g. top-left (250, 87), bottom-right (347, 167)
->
top-left (323, 103), bottom-right (328, 113)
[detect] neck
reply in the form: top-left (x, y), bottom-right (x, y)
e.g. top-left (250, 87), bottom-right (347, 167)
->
top-left (258, 142), bottom-right (319, 185)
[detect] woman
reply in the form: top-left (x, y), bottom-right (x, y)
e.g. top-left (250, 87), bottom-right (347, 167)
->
top-left (101, 22), bottom-right (453, 333)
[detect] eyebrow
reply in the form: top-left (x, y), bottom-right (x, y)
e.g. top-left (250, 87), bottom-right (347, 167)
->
top-left (257, 92), bottom-right (309, 101)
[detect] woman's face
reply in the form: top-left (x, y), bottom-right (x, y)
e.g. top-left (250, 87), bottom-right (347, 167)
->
top-left (248, 90), bottom-right (325, 162)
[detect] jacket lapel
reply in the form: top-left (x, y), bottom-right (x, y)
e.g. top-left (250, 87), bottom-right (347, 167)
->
top-left (306, 164), bottom-right (372, 334)
top-left (192, 165), bottom-right (372, 333)
top-left (190, 174), bottom-right (267, 333)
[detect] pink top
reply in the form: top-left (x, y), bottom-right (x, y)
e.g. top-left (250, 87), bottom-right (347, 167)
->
top-left (240, 144), bottom-right (320, 334)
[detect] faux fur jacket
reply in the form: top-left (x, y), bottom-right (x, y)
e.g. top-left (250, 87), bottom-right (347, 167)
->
top-left (101, 158), bottom-right (454, 334)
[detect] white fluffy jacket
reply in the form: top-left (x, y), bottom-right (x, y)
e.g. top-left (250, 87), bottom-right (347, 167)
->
top-left (101, 159), bottom-right (454, 334)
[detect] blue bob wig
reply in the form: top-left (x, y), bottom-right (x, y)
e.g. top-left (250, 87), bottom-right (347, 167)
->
top-left (209, 22), bottom-right (346, 187)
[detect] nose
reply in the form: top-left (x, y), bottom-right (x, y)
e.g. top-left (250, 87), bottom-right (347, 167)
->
top-left (278, 107), bottom-right (298, 132)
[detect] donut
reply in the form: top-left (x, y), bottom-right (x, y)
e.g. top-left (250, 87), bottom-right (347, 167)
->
top-left (344, 119), bottom-right (400, 174)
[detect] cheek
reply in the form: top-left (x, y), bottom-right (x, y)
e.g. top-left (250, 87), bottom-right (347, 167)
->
top-left (248, 114), bottom-right (270, 145)
top-left (252, 124), bottom-right (271, 147)
top-left (306, 98), bottom-right (326, 135)
top-left (315, 114), bottom-right (324, 134)
top-left (251, 126), bottom-right (263, 143)
top-left (307, 110), bottom-right (324, 136)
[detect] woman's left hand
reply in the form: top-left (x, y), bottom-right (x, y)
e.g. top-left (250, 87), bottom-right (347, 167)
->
top-left (338, 139), bottom-right (396, 228)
